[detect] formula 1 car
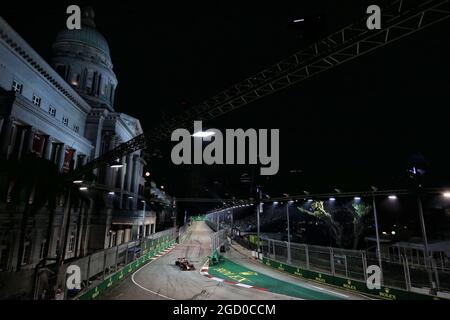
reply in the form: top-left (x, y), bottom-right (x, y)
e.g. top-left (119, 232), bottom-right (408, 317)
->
top-left (175, 257), bottom-right (196, 271)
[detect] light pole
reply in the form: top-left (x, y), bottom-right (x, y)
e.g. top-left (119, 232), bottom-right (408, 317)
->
top-left (372, 194), bottom-right (383, 285)
top-left (417, 194), bottom-right (435, 292)
top-left (216, 210), bottom-right (220, 231)
top-left (172, 199), bottom-right (177, 228)
top-left (141, 200), bottom-right (146, 238)
top-left (256, 187), bottom-right (262, 258)
top-left (286, 201), bottom-right (292, 264)
top-left (409, 167), bottom-right (435, 292)
top-left (230, 209), bottom-right (233, 241)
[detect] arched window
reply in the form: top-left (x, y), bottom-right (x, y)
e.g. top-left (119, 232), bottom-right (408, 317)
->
top-left (55, 65), bottom-right (67, 79)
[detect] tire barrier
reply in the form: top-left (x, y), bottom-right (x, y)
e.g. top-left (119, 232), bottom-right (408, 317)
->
top-left (262, 257), bottom-right (444, 300)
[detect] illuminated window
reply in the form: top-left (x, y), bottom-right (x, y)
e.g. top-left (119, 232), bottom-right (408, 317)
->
top-left (12, 80), bottom-right (23, 93)
top-left (70, 73), bottom-right (80, 86)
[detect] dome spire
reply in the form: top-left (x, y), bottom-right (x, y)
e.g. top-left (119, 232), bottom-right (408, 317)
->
top-left (81, 7), bottom-right (96, 28)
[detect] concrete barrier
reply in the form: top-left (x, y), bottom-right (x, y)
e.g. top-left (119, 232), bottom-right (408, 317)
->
top-left (75, 237), bottom-right (176, 300)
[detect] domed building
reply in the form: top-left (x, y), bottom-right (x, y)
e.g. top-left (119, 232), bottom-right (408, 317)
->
top-left (0, 8), bottom-right (162, 292)
top-left (51, 7), bottom-right (117, 111)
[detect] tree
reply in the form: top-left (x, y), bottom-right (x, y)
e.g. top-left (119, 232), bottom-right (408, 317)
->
top-left (350, 202), bottom-right (372, 249)
top-left (297, 200), bottom-right (344, 247)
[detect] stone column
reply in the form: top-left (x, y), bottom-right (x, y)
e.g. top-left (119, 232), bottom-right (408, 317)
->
top-left (57, 143), bottom-right (66, 172)
top-left (42, 135), bottom-right (52, 160)
top-left (71, 149), bottom-right (77, 171)
top-left (131, 154), bottom-right (139, 194)
top-left (125, 154), bottom-right (132, 192)
top-left (104, 133), bottom-right (117, 188)
top-left (0, 116), bottom-right (15, 159)
top-left (119, 156), bottom-right (126, 209)
top-left (22, 126), bottom-right (35, 155)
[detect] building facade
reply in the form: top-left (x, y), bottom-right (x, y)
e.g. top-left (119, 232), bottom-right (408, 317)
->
top-left (0, 9), bottom-right (159, 284)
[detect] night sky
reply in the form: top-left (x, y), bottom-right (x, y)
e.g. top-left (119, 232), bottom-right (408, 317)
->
top-left (2, 1), bottom-right (450, 202)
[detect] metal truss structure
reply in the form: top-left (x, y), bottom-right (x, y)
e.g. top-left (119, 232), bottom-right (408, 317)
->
top-left (67, 0), bottom-right (450, 181)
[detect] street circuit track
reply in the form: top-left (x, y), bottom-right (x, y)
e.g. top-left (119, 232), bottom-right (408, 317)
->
top-left (101, 221), bottom-right (366, 300)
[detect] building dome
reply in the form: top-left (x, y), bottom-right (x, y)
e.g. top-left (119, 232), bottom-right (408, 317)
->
top-left (53, 7), bottom-right (112, 63)
top-left (51, 7), bottom-right (118, 111)
top-left (54, 24), bottom-right (110, 57)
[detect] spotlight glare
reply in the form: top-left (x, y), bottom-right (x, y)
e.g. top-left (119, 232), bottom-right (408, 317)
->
top-left (192, 131), bottom-right (215, 138)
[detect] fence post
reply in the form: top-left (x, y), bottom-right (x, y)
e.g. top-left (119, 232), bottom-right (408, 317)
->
top-left (329, 247), bottom-right (335, 275)
top-left (273, 241), bottom-right (276, 260)
top-left (286, 241), bottom-right (291, 264)
top-left (401, 254), bottom-right (411, 291)
top-left (86, 255), bottom-right (92, 284)
top-left (102, 250), bottom-right (107, 280)
top-left (431, 258), bottom-right (440, 292)
top-left (361, 251), bottom-right (368, 282)
top-left (304, 244), bottom-right (310, 269)
top-left (344, 255), bottom-right (349, 278)
top-left (115, 245), bottom-right (119, 272)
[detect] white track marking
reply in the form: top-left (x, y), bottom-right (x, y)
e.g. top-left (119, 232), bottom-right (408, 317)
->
top-left (309, 285), bottom-right (349, 298)
top-left (131, 247), bottom-right (175, 300)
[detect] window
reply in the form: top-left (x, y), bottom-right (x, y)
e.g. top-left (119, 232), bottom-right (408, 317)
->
top-left (21, 241), bottom-right (32, 265)
top-left (48, 106), bottom-right (56, 117)
top-left (62, 116), bottom-right (69, 126)
top-left (68, 232), bottom-right (75, 253)
top-left (39, 240), bottom-right (47, 260)
top-left (32, 94), bottom-right (41, 107)
top-left (86, 70), bottom-right (93, 89)
top-left (55, 65), bottom-right (67, 79)
top-left (0, 242), bottom-right (10, 271)
top-left (12, 80), bottom-right (23, 93)
top-left (101, 83), bottom-right (107, 95)
top-left (70, 73), bottom-right (80, 86)
top-left (73, 125), bottom-right (79, 133)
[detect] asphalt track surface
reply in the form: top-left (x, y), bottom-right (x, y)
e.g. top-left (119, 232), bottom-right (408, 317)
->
top-left (101, 221), bottom-right (367, 300)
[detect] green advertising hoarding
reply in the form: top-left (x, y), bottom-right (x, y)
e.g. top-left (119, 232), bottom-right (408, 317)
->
top-left (262, 257), bottom-right (442, 301)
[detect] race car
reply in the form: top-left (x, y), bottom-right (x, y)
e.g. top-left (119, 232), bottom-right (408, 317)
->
top-left (175, 257), bottom-right (196, 271)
